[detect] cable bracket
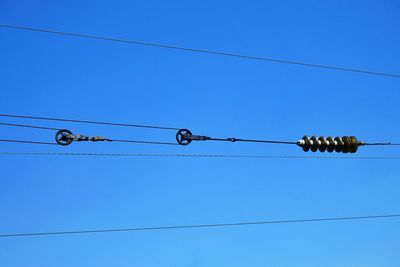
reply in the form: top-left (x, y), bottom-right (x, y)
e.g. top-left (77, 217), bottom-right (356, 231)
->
top-left (55, 129), bottom-right (110, 146)
top-left (176, 129), bottom-right (211, 146)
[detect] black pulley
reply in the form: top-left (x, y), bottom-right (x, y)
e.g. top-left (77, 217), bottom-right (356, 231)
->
top-left (176, 129), bottom-right (192, 146)
top-left (55, 129), bottom-right (73, 146)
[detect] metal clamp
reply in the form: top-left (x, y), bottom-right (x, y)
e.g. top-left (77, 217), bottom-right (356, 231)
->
top-left (176, 129), bottom-right (210, 146)
top-left (55, 129), bottom-right (109, 146)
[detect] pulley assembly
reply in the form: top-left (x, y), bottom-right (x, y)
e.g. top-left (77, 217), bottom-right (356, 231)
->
top-left (55, 129), bottom-right (109, 146)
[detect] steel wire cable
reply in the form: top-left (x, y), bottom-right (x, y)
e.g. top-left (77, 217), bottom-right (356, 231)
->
top-left (1, 152), bottom-right (400, 160)
top-left (108, 139), bottom-right (178, 145)
top-left (1, 115), bottom-right (399, 147)
top-left (0, 114), bottom-right (179, 131)
top-left (0, 138), bottom-right (178, 146)
top-left (209, 137), bottom-right (297, 145)
top-left (0, 122), bottom-right (60, 131)
top-left (0, 24), bottom-right (399, 78)
top-left (1, 214), bottom-right (399, 238)
top-left (0, 139), bottom-right (58, 146)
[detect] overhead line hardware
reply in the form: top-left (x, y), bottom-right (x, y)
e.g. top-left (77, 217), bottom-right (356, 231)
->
top-left (0, 24), bottom-right (399, 78)
top-left (176, 129), bottom-right (296, 146)
top-left (176, 129), bottom-right (398, 154)
top-left (55, 129), bottom-right (109, 146)
top-left (54, 129), bottom-right (178, 146)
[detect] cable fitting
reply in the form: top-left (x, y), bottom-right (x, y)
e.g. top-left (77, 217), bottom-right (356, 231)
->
top-left (55, 129), bottom-right (109, 146)
top-left (297, 135), bottom-right (365, 153)
top-left (176, 129), bottom-right (211, 146)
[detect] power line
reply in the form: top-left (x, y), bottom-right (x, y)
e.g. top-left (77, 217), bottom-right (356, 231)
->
top-left (0, 139), bottom-right (57, 146)
top-left (1, 214), bottom-right (399, 238)
top-left (208, 137), bottom-right (296, 145)
top-left (0, 24), bottom-right (398, 78)
top-left (109, 139), bottom-right (178, 146)
top-left (0, 113), bottom-right (179, 131)
top-left (1, 152), bottom-right (399, 160)
top-left (1, 114), bottom-right (399, 148)
top-left (0, 122), bottom-right (59, 131)
top-left (0, 138), bottom-right (178, 146)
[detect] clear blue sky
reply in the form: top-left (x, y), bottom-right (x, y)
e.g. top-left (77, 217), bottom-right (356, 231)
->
top-left (1, 1), bottom-right (399, 266)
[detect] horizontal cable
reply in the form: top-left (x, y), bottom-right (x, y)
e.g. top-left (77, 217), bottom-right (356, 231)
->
top-left (364, 142), bottom-right (400, 146)
top-left (1, 152), bottom-right (399, 160)
top-left (0, 138), bottom-right (178, 146)
top-left (0, 114), bottom-right (180, 131)
top-left (1, 214), bottom-right (399, 238)
top-left (0, 139), bottom-right (57, 146)
top-left (209, 137), bottom-right (297, 145)
top-left (0, 122), bottom-right (59, 131)
top-left (109, 139), bottom-right (178, 146)
top-left (0, 24), bottom-right (399, 78)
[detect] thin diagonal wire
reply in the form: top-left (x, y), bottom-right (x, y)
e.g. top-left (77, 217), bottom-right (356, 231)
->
top-left (1, 152), bottom-right (400, 160)
top-left (0, 24), bottom-right (399, 78)
top-left (0, 122), bottom-right (59, 131)
top-left (1, 214), bottom-right (399, 238)
top-left (0, 139), bottom-right (57, 145)
top-left (0, 114), bottom-right (180, 131)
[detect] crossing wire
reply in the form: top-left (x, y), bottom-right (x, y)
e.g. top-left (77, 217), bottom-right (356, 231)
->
top-left (0, 122), bottom-right (59, 131)
top-left (0, 24), bottom-right (399, 78)
top-left (0, 113), bottom-right (180, 131)
top-left (1, 152), bottom-right (400, 160)
top-left (0, 139), bottom-right (58, 146)
top-left (1, 214), bottom-right (399, 238)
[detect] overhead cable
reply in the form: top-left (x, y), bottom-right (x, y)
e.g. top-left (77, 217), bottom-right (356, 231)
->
top-left (0, 122), bottom-right (59, 131)
top-left (0, 138), bottom-right (177, 146)
top-left (0, 24), bottom-right (399, 78)
top-left (1, 214), bottom-right (399, 238)
top-left (0, 113), bottom-right (179, 131)
top-left (0, 139), bottom-right (58, 146)
top-left (1, 115), bottom-right (399, 151)
top-left (1, 152), bottom-right (400, 160)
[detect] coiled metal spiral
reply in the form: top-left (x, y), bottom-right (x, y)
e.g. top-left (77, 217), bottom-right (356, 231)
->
top-left (297, 136), bottom-right (364, 153)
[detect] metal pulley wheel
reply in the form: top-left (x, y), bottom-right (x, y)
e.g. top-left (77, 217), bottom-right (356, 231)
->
top-left (176, 129), bottom-right (192, 146)
top-left (55, 129), bottom-right (73, 146)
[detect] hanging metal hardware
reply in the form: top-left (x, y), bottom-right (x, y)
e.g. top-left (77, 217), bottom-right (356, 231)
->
top-left (55, 129), bottom-right (110, 146)
top-left (176, 129), bottom-right (211, 146)
top-left (176, 129), bottom-right (373, 154)
top-left (297, 136), bottom-right (365, 153)
top-left (176, 129), bottom-right (296, 146)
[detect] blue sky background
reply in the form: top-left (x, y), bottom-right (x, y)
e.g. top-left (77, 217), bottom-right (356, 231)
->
top-left (0, 1), bottom-right (399, 266)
